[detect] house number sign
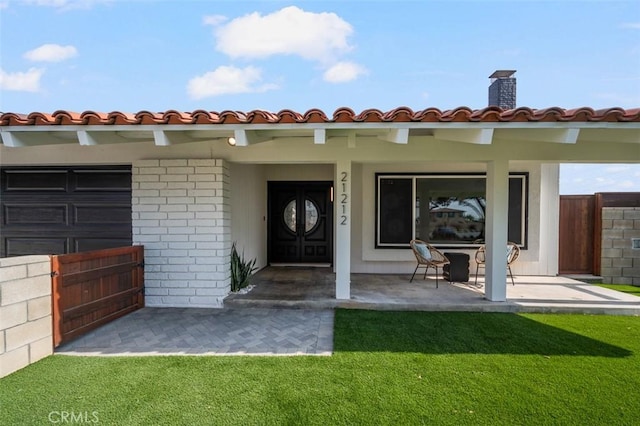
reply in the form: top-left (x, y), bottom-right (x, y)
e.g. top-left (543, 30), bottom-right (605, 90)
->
top-left (340, 171), bottom-right (348, 225)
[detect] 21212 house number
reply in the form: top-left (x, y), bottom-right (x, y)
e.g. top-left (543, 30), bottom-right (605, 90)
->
top-left (340, 171), bottom-right (348, 225)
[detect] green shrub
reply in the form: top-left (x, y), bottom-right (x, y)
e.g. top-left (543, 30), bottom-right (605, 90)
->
top-left (230, 242), bottom-right (257, 292)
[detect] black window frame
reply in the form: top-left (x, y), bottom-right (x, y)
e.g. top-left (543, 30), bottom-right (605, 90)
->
top-left (375, 172), bottom-right (529, 249)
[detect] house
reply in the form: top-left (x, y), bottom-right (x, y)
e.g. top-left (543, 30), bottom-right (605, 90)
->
top-left (1, 72), bottom-right (639, 307)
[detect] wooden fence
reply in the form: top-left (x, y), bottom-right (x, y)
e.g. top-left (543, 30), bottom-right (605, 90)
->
top-left (51, 246), bottom-right (144, 347)
top-left (559, 193), bottom-right (640, 275)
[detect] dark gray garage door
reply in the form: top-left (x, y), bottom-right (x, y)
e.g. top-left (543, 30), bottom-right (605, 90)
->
top-left (1, 166), bottom-right (132, 257)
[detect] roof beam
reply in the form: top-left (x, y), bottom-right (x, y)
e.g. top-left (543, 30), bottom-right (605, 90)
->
top-left (1, 131), bottom-right (73, 147)
top-left (347, 131), bottom-right (357, 148)
top-left (232, 129), bottom-right (272, 147)
top-left (314, 128), bottom-right (326, 145)
top-left (498, 128), bottom-right (581, 144)
top-left (153, 130), bottom-right (200, 146)
top-left (378, 128), bottom-right (409, 144)
top-left (433, 128), bottom-right (494, 145)
top-left (1, 131), bottom-right (28, 147)
top-left (77, 130), bottom-right (136, 145)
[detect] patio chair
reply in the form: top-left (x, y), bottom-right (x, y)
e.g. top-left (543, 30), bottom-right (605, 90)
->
top-left (474, 242), bottom-right (520, 286)
top-left (409, 239), bottom-right (450, 288)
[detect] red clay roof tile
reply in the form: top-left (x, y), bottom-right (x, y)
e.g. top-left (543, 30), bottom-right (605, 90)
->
top-left (1, 107), bottom-right (639, 127)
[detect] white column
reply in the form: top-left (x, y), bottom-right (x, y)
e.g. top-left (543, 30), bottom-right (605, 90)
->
top-left (335, 160), bottom-right (351, 299)
top-left (484, 159), bottom-right (509, 302)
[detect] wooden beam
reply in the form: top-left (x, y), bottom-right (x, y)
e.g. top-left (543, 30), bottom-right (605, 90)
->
top-left (1, 131), bottom-right (28, 147)
top-left (314, 128), bottom-right (326, 145)
top-left (378, 128), bottom-right (409, 144)
top-left (433, 128), bottom-right (494, 145)
top-left (232, 129), bottom-right (272, 147)
top-left (153, 130), bottom-right (197, 146)
top-left (347, 132), bottom-right (356, 149)
top-left (499, 128), bottom-right (581, 144)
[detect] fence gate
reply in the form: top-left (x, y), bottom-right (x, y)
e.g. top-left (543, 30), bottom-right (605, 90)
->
top-left (559, 196), bottom-right (595, 275)
top-left (51, 246), bottom-right (144, 347)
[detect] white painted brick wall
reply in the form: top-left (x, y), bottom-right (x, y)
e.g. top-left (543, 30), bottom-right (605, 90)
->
top-left (132, 159), bottom-right (231, 307)
top-left (0, 255), bottom-right (53, 378)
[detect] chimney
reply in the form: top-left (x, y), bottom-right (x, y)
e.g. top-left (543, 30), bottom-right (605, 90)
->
top-left (488, 70), bottom-right (516, 109)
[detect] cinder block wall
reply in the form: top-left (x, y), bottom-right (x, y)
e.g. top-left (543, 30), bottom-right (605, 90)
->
top-left (601, 207), bottom-right (640, 285)
top-left (132, 159), bottom-right (231, 308)
top-left (0, 255), bottom-right (53, 378)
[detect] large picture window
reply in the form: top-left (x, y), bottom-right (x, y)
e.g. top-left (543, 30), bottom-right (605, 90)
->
top-left (376, 173), bottom-right (528, 248)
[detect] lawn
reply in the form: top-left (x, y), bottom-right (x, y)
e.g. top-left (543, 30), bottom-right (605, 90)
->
top-left (1, 311), bottom-right (639, 425)
top-left (596, 283), bottom-right (640, 297)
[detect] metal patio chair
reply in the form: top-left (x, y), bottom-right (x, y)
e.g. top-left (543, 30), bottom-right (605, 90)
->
top-left (474, 241), bottom-right (520, 286)
top-left (409, 239), bottom-right (450, 288)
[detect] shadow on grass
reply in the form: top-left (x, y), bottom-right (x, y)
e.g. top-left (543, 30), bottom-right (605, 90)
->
top-left (334, 310), bottom-right (632, 357)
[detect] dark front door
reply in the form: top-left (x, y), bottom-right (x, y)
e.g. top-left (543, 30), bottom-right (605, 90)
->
top-left (268, 182), bottom-right (332, 264)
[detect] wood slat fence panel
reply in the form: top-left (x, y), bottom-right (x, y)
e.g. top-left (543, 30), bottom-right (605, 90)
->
top-left (51, 245), bottom-right (144, 347)
top-left (559, 196), bottom-right (595, 275)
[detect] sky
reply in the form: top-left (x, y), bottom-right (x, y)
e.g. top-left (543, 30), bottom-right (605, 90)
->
top-left (0, 0), bottom-right (639, 194)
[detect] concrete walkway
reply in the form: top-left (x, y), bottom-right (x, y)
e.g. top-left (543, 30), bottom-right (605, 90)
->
top-left (57, 307), bottom-right (334, 357)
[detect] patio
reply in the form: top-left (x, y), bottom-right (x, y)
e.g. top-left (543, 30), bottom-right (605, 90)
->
top-left (225, 267), bottom-right (640, 315)
top-left (55, 267), bottom-right (639, 357)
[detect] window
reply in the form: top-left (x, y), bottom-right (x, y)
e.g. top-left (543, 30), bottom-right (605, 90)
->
top-left (376, 173), bottom-right (528, 248)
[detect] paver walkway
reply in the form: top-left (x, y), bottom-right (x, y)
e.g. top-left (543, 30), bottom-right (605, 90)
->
top-left (57, 308), bottom-right (334, 356)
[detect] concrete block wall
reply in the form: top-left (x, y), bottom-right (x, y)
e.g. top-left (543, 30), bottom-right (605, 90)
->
top-left (601, 207), bottom-right (640, 285)
top-left (132, 159), bottom-right (231, 307)
top-left (0, 255), bottom-right (52, 378)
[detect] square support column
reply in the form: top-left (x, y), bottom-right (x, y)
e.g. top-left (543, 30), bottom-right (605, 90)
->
top-left (485, 159), bottom-right (509, 302)
top-left (335, 160), bottom-right (351, 300)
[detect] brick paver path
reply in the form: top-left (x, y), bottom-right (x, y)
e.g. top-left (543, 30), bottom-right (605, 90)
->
top-left (57, 308), bottom-right (334, 356)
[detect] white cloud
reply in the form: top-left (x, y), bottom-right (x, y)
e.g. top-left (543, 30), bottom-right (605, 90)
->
top-left (203, 14), bottom-right (227, 26)
top-left (0, 67), bottom-right (44, 92)
top-left (620, 22), bottom-right (640, 29)
top-left (214, 6), bottom-right (353, 63)
top-left (560, 163), bottom-right (640, 194)
top-left (323, 61), bottom-right (367, 83)
top-left (187, 65), bottom-right (278, 99)
top-left (604, 165), bottom-right (630, 173)
top-left (24, 44), bottom-right (78, 62)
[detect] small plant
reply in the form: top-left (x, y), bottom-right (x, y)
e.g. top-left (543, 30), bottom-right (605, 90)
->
top-left (230, 242), bottom-right (257, 292)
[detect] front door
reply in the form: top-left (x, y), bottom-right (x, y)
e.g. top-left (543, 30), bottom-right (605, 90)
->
top-left (268, 182), bottom-right (332, 264)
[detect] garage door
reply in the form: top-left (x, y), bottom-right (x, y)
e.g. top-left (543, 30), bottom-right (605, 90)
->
top-left (1, 166), bottom-right (132, 257)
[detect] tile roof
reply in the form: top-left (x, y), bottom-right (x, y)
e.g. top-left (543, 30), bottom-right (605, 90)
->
top-left (1, 107), bottom-right (639, 126)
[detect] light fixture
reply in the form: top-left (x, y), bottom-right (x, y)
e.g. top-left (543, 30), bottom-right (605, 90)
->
top-left (227, 137), bottom-right (236, 146)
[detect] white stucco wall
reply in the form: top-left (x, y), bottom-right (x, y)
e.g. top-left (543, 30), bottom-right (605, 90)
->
top-left (230, 163), bottom-right (267, 270)
top-left (351, 161), bottom-right (559, 275)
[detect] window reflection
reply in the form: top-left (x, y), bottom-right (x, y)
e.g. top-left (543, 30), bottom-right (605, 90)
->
top-left (305, 199), bottom-right (318, 233)
top-left (416, 178), bottom-right (486, 244)
top-left (284, 199), bottom-right (319, 234)
top-left (284, 200), bottom-right (296, 232)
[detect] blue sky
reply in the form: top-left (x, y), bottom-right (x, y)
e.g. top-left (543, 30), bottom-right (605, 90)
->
top-left (1, 0), bottom-right (639, 194)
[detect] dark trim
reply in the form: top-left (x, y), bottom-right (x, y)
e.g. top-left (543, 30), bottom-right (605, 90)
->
top-left (374, 172), bottom-right (529, 250)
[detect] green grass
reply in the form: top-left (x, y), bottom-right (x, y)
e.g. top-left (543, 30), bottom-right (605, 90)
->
top-left (2, 311), bottom-right (640, 425)
top-left (596, 283), bottom-right (640, 297)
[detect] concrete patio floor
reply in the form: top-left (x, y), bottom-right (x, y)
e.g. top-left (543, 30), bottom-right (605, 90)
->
top-left (225, 267), bottom-right (640, 315)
